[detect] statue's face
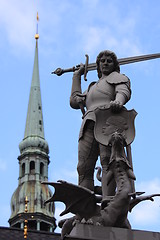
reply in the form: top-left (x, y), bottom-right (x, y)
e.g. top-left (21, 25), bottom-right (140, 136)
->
top-left (99, 55), bottom-right (115, 76)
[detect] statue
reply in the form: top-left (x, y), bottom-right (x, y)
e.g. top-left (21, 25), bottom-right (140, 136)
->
top-left (69, 50), bottom-right (131, 201)
top-left (43, 50), bottom-right (160, 239)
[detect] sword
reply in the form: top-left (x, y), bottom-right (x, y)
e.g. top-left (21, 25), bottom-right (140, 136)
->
top-left (52, 52), bottom-right (160, 81)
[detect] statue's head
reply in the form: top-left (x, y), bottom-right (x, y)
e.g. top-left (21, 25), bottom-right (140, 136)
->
top-left (96, 50), bottom-right (120, 78)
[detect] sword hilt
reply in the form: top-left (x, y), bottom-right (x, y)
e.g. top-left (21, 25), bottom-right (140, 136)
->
top-left (84, 54), bottom-right (89, 81)
top-left (52, 66), bottom-right (77, 75)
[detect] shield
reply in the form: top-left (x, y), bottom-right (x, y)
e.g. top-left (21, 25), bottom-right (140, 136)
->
top-left (94, 107), bottom-right (137, 146)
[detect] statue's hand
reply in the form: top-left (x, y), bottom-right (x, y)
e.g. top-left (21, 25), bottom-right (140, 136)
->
top-left (110, 100), bottom-right (122, 112)
top-left (75, 63), bottom-right (85, 76)
top-left (75, 93), bottom-right (86, 104)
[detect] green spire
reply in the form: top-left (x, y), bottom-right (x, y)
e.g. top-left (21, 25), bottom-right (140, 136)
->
top-left (19, 38), bottom-right (49, 154)
top-left (24, 40), bottom-right (44, 138)
top-left (9, 14), bottom-right (56, 233)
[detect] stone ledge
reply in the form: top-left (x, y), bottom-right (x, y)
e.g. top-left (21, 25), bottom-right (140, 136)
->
top-left (68, 223), bottom-right (160, 240)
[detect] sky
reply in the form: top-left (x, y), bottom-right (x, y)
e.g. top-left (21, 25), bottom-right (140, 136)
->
top-left (0, 0), bottom-right (160, 234)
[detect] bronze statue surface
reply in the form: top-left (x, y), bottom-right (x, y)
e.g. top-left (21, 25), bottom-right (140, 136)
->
top-left (44, 50), bottom-right (160, 239)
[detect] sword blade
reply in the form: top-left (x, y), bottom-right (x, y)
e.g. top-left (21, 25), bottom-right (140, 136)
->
top-left (86, 52), bottom-right (160, 71)
top-left (52, 52), bottom-right (160, 76)
top-left (118, 52), bottom-right (160, 65)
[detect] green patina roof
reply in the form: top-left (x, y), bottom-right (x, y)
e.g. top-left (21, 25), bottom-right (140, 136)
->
top-left (19, 39), bottom-right (49, 154)
top-left (25, 40), bottom-right (44, 138)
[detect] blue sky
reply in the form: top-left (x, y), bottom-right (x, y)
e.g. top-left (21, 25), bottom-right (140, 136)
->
top-left (0, 0), bottom-right (160, 233)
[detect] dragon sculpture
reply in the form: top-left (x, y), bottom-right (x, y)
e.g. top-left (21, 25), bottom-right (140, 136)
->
top-left (43, 130), bottom-right (160, 239)
top-left (42, 108), bottom-right (160, 238)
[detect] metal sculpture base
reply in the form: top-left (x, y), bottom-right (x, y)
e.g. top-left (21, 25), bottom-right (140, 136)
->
top-left (68, 223), bottom-right (160, 240)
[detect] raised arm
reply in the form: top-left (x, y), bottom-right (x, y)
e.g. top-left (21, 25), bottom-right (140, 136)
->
top-left (70, 64), bottom-right (86, 109)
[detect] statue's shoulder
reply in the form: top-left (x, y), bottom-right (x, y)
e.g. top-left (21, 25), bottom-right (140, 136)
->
top-left (106, 71), bottom-right (129, 84)
top-left (87, 81), bottom-right (97, 91)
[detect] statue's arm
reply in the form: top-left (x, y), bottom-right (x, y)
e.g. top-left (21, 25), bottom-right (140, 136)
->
top-left (115, 79), bottom-right (131, 105)
top-left (110, 78), bottom-right (131, 112)
top-left (70, 65), bottom-right (85, 109)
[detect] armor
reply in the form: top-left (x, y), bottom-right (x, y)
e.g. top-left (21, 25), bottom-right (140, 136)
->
top-left (71, 71), bottom-right (131, 140)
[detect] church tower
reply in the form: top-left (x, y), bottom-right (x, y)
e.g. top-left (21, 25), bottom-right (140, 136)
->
top-left (9, 15), bottom-right (56, 232)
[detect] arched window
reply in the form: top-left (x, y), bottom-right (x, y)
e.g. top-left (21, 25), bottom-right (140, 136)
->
top-left (49, 203), bottom-right (51, 212)
top-left (40, 190), bottom-right (43, 208)
top-left (12, 204), bottom-right (15, 212)
top-left (22, 163), bottom-right (25, 177)
top-left (30, 161), bottom-right (35, 174)
top-left (40, 162), bottom-right (44, 176)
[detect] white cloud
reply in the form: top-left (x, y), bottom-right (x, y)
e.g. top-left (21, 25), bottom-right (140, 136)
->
top-left (130, 202), bottom-right (159, 224)
top-left (78, 22), bottom-right (141, 58)
top-left (72, 2), bottom-right (142, 58)
top-left (129, 179), bottom-right (160, 230)
top-left (0, 0), bottom-right (143, 59)
top-left (51, 169), bottom-right (78, 184)
top-left (136, 179), bottom-right (160, 194)
top-left (0, 0), bottom-right (36, 51)
top-left (55, 203), bottom-right (74, 233)
top-left (0, 158), bottom-right (7, 171)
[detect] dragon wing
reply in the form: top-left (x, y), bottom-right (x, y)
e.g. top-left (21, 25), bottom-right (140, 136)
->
top-left (42, 180), bottom-right (97, 218)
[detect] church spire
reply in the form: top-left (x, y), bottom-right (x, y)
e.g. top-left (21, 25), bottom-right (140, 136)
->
top-left (24, 31), bottom-right (44, 139)
top-left (19, 13), bottom-right (49, 154)
top-left (24, 11), bottom-right (43, 138)
top-left (9, 14), bottom-right (56, 232)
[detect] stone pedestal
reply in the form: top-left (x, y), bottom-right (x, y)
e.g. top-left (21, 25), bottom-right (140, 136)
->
top-left (68, 223), bottom-right (160, 240)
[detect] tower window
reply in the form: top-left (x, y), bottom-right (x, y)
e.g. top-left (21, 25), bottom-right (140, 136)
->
top-left (30, 161), bottom-right (35, 174)
top-left (22, 163), bottom-right (25, 177)
top-left (40, 162), bottom-right (44, 176)
top-left (40, 191), bottom-right (44, 208)
top-left (48, 204), bottom-right (50, 212)
top-left (12, 204), bottom-right (15, 212)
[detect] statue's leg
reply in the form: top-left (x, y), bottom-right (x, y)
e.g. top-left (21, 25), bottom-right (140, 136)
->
top-left (77, 121), bottom-right (99, 191)
top-left (99, 144), bottom-right (116, 198)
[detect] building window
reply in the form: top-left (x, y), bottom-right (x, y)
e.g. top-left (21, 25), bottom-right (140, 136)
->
top-left (22, 163), bottom-right (25, 177)
top-left (12, 204), bottom-right (15, 212)
top-left (40, 162), bottom-right (44, 176)
top-left (40, 190), bottom-right (44, 208)
top-left (30, 161), bottom-right (35, 174)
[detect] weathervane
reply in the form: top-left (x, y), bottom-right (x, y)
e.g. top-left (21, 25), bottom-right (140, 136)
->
top-left (35, 12), bottom-right (39, 40)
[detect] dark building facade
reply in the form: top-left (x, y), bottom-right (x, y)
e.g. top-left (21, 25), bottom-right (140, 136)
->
top-left (0, 227), bottom-right (61, 240)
